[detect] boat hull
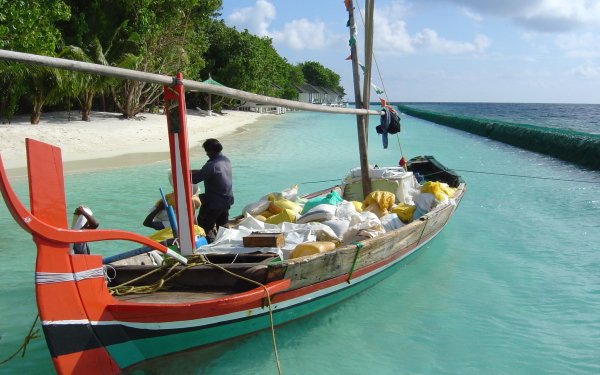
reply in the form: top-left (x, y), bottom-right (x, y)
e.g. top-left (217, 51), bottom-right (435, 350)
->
top-left (42, 187), bottom-right (463, 371)
top-left (49, 203), bottom-right (457, 371)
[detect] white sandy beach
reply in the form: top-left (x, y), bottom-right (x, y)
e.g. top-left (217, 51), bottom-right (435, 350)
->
top-left (0, 109), bottom-right (266, 174)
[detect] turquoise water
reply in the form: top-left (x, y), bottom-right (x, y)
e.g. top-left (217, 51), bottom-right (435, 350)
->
top-left (1, 108), bottom-right (599, 374)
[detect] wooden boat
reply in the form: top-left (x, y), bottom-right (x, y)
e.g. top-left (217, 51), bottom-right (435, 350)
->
top-left (0, 2), bottom-right (465, 374)
top-left (0, 138), bottom-right (464, 374)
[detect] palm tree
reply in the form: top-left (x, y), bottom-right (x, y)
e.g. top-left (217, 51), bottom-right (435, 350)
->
top-left (0, 61), bottom-right (27, 124)
top-left (23, 64), bottom-right (63, 124)
top-left (59, 44), bottom-right (114, 121)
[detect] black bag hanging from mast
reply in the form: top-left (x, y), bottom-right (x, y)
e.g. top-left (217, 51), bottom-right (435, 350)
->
top-left (376, 107), bottom-right (401, 148)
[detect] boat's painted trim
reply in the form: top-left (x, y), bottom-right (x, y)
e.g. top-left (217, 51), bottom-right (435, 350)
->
top-left (35, 268), bottom-right (105, 284)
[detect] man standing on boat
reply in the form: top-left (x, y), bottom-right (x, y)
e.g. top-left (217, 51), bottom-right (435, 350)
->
top-left (191, 138), bottom-right (234, 243)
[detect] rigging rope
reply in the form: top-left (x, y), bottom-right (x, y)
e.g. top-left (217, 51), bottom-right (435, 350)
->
top-left (451, 169), bottom-right (599, 184)
top-left (0, 315), bottom-right (40, 366)
top-left (300, 169), bottom-right (598, 185)
top-left (108, 254), bottom-right (284, 375)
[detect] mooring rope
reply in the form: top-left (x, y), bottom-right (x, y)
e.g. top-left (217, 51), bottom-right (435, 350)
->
top-left (200, 258), bottom-right (283, 375)
top-left (300, 168), bottom-right (598, 186)
top-left (0, 314), bottom-right (40, 366)
top-left (347, 242), bottom-right (364, 283)
top-left (451, 168), bottom-right (599, 184)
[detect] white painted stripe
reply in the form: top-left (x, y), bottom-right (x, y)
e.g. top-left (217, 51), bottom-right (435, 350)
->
top-left (173, 137), bottom-right (194, 255)
top-left (42, 319), bottom-right (90, 325)
top-left (35, 267), bottom-right (104, 284)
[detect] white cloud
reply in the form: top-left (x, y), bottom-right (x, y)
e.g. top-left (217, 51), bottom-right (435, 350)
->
top-left (555, 32), bottom-right (600, 58)
top-left (374, 2), bottom-right (491, 55)
top-left (568, 61), bottom-right (600, 77)
top-left (226, 0), bottom-right (341, 50)
top-left (227, 0), bottom-right (276, 36)
top-left (373, 4), bottom-right (415, 53)
top-left (270, 19), bottom-right (334, 50)
top-left (460, 6), bottom-right (483, 22)
top-left (413, 29), bottom-right (490, 54)
top-left (445, 0), bottom-right (600, 32)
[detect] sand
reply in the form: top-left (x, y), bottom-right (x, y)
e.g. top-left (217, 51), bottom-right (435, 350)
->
top-left (0, 109), bottom-right (266, 176)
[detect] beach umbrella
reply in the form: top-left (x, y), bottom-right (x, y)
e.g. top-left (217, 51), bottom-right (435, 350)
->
top-left (202, 74), bottom-right (224, 115)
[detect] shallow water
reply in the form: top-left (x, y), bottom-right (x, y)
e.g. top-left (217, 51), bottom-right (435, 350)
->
top-left (0, 108), bottom-right (599, 374)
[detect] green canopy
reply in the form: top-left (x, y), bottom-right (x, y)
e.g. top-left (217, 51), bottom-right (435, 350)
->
top-left (202, 75), bottom-right (224, 115)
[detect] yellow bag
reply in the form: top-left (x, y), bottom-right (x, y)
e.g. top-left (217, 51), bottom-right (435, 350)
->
top-left (364, 202), bottom-right (388, 218)
top-left (149, 224), bottom-right (206, 242)
top-left (271, 199), bottom-right (302, 214)
top-left (351, 200), bottom-right (364, 212)
top-left (266, 208), bottom-right (297, 225)
top-left (363, 191), bottom-right (395, 210)
top-left (259, 209), bottom-right (274, 218)
top-left (156, 192), bottom-right (201, 209)
top-left (391, 203), bottom-right (416, 223)
top-left (440, 183), bottom-right (456, 198)
top-left (268, 201), bottom-right (282, 214)
top-left (290, 241), bottom-right (336, 259)
top-left (421, 181), bottom-right (456, 201)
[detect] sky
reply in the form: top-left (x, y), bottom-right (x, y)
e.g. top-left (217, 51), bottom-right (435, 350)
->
top-left (220, 0), bottom-right (600, 104)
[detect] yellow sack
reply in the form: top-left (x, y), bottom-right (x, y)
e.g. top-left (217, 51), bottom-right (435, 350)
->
top-left (363, 191), bottom-right (395, 211)
top-left (156, 193), bottom-right (201, 209)
top-left (440, 184), bottom-right (456, 198)
top-left (271, 199), bottom-right (302, 214)
top-left (266, 208), bottom-right (297, 225)
top-left (268, 201), bottom-right (282, 214)
top-left (290, 241), bottom-right (336, 259)
top-left (421, 181), bottom-right (456, 201)
top-left (391, 203), bottom-right (416, 223)
top-left (265, 192), bottom-right (281, 202)
top-left (149, 224), bottom-right (206, 242)
top-left (351, 200), bottom-right (364, 212)
top-left (364, 202), bottom-right (388, 218)
top-left (259, 209), bottom-right (274, 218)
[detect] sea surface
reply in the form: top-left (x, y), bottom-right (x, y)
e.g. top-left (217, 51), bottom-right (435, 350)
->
top-left (0, 103), bottom-right (599, 374)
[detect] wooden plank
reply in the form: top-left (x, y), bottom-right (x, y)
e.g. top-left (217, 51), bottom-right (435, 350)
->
top-left (114, 290), bottom-right (231, 304)
top-left (243, 233), bottom-right (284, 248)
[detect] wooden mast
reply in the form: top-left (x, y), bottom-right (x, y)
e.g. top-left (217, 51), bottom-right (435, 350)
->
top-left (362, 0), bottom-right (375, 121)
top-left (348, 0), bottom-right (372, 197)
top-left (163, 73), bottom-right (196, 255)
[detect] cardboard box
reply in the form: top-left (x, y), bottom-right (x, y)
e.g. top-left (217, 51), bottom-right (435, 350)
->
top-left (243, 232), bottom-right (284, 248)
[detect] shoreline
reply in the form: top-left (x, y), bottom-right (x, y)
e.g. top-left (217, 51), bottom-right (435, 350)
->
top-left (1, 109), bottom-right (268, 177)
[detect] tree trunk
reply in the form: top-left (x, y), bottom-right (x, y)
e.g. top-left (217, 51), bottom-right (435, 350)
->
top-left (81, 90), bottom-right (94, 122)
top-left (30, 97), bottom-right (44, 124)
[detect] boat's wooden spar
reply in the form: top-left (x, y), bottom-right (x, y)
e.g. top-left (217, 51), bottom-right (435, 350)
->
top-left (0, 49), bottom-right (382, 116)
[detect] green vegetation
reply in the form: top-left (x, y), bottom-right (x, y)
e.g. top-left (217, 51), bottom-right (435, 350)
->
top-left (299, 61), bottom-right (344, 94)
top-left (0, 0), bottom-right (345, 123)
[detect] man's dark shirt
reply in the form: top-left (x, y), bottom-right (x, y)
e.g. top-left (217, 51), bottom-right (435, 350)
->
top-left (191, 153), bottom-right (234, 210)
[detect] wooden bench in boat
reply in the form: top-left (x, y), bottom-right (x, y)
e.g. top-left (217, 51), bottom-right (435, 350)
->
top-left (108, 252), bottom-right (285, 293)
